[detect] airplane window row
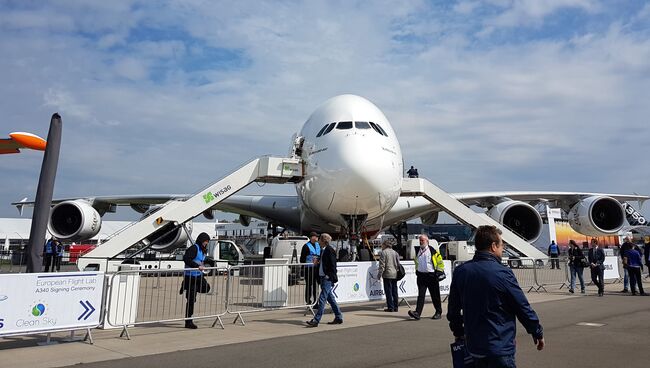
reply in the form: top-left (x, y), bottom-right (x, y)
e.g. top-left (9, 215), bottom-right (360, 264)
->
top-left (316, 121), bottom-right (388, 137)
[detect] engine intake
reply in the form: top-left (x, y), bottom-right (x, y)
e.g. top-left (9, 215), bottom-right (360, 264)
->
top-left (142, 206), bottom-right (192, 252)
top-left (487, 201), bottom-right (542, 242)
top-left (568, 196), bottom-right (624, 236)
top-left (48, 200), bottom-right (102, 241)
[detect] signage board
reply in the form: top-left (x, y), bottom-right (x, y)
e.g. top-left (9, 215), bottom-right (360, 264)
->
top-left (0, 272), bottom-right (104, 336)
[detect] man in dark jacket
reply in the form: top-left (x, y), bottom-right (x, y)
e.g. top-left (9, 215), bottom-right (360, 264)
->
top-left (447, 225), bottom-right (544, 367)
top-left (181, 232), bottom-right (214, 329)
top-left (588, 238), bottom-right (606, 297)
top-left (306, 233), bottom-right (343, 327)
top-left (619, 235), bottom-right (633, 292)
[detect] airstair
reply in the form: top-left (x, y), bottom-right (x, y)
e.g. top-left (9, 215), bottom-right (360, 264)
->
top-left (80, 157), bottom-right (302, 269)
top-left (401, 178), bottom-right (547, 259)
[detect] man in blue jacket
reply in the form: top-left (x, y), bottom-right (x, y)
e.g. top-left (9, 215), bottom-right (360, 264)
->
top-left (447, 225), bottom-right (544, 367)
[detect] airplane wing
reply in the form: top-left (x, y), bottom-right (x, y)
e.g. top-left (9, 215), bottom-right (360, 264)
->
top-left (12, 194), bottom-right (302, 230)
top-left (0, 132), bottom-right (47, 154)
top-left (13, 191), bottom-right (648, 236)
top-left (366, 191), bottom-right (649, 231)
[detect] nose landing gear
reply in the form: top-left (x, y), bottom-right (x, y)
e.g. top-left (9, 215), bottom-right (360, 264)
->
top-left (342, 214), bottom-right (368, 261)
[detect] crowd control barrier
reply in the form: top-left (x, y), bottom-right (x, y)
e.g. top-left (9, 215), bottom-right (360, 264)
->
top-left (105, 266), bottom-right (229, 339)
top-left (226, 261), bottom-right (315, 325)
top-left (534, 258), bottom-right (569, 292)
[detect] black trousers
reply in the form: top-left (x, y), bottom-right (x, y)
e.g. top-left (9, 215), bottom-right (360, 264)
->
top-left (590, 266), bottom-right (604, 293)
top-left (304, 266), bottom-right (319, 304)
top-left (415, 271), bottom-right (442, 315)
top-left (184, 275), bottom-right (200, 320)
top-left (629, 267), bottom-right (645, 294)
top-left (43, 254), bottom-right (55, 272)
top-left (550, 255), bottom-right (559, 269)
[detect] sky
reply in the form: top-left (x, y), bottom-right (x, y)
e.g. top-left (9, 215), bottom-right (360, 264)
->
top-left (1, 0), bottom-right (649, 221)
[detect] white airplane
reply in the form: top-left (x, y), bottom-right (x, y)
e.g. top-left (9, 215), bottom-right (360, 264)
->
top-left (15, 95), bottom-right (648, 253)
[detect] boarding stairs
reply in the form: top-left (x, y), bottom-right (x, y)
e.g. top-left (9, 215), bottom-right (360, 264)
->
top-left (79, 156), bottom-right (303, 270)
top-left (401, 178), bottom-right (547, 259)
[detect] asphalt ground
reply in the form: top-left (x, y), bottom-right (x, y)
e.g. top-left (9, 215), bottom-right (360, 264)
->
top-left (55, 289), bottom-right (649, 368)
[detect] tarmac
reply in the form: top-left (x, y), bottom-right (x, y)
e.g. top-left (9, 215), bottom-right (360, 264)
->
top-left (1, 280), bottom-right (648, 368)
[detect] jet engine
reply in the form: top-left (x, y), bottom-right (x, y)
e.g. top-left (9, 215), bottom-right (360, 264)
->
top-left (142, 206), bottom-right (192, 252)
top-left (239, 214), bottom-right (251, 227)
top-left (568, 196), bottom-right (625, 236)
top-left (420, 211), bottom-right (439, 225)
top-left (48, 200), bottom-right (102, 241)
top-left (487, 201), bottom-right (542, 242)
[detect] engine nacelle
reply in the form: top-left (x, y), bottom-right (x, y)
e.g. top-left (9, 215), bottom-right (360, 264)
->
top-left (487, 201), bottom-right (542, 242)
top-left (568, 196), bottom-right (624, 236)
top-left (142, 206), bottom-right (192, 252)
top-left (420, 211), bottom-right (439, 225)
top-left (49, 200), bottom-right (102, 241)
top-left (239, 214), bottom-right (251, 227)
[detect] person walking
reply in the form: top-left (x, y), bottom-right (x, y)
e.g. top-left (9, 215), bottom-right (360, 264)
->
top-left (567, 240), bottom-right (586, 294)
top-left (182, 232), bottom-right (213, 329)
top-left (377, 241), bottom-right (400, 312)
top-left (448, 225), bottom-right (544, 367)
top-left (623, 245), bottom-right (646, 296)
top-left (306, 233), bottom-right (343, 327)
top-left (300, 232), bottom-right (321, 307)
top-left (547, 240), bottom-right (560, 270)
top-left (408, 235), bottom-right (444, 320)
top-left (588, 239), bottom-right (605, 297)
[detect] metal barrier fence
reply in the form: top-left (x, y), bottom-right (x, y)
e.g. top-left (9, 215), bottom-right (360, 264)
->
top-left (505, 258), bottom-right (539, 293)
top-left (106, 266), bottom-right (229, 339)
top-left (534, 258), bottom-right (569, 292)
top-left (452, 258), bottom-right (563, 293)
top-left (226, 263), bottom-right (315, 325)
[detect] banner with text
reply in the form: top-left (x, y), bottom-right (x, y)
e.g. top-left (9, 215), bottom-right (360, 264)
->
top-left (603, 256), bottom-right (620, 280)
top-left (334, 261), bottom-right (452, 304)
top-left (0, 272), bottom-right (104, 336)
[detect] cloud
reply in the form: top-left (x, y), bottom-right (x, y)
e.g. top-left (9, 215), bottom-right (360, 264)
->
top-left (0, 1), bottom-right (649, 220)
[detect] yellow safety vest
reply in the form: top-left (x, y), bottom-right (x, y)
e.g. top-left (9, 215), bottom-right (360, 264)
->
top-left (415, 246), bottom-right (445, 272)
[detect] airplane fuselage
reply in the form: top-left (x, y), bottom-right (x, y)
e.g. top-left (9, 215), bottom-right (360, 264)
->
top-left (295, 95), bottom-right (403, 234)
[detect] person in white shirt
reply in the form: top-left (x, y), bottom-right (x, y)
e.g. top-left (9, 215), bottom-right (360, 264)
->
top-left (408, 235), bottom-right (445, 320)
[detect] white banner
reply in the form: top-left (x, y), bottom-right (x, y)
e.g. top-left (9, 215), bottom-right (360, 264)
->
top-left (603, 256), bottom-right (620, 280)
top-left (0, 272), bottom-right (104, 336)
top-left (333, 261), bottom-right (452, 304)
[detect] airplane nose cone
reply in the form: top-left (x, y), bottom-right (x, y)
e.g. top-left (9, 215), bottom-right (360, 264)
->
top-left (331, 133), bottom-right (401, 216)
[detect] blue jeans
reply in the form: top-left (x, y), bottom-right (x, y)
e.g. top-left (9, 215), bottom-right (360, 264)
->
top-left (474, 354), bottom-right (516, 368)
top-left (383, 278), bottom-right (398, 311)
top-left (570, 265), bottom-right (585, 291)
top-left (623, 267), bottom-right (629, 289)
top-left (313, 277), bottom-right (343, 323)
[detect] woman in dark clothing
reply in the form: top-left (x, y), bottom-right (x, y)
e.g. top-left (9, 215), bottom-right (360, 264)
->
top-left (567, 240), bottom-right (586, 294)
top-left (182, 232), bottom-right (212, 329)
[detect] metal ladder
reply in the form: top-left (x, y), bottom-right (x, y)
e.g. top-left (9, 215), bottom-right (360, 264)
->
top-left (80, 156), bottom-right (303, 266)
top-left (401, 178), bottom-right (547, 259)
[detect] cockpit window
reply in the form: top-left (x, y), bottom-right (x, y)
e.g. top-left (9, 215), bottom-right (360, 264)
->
top-left (316, 124), bottom-right (329, 137)
top-left (369, 122), bottom-right (385, 136)
top-left (355, 121), bottom-right (371, 129)
top-left (375, 123), bottom-right (389, 137)
top-left (336, 121), bottom-right (353, 130)
top-left (322, 123), bottom-right (336, 136)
